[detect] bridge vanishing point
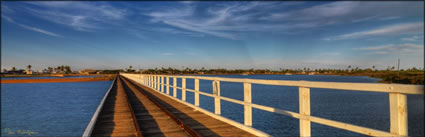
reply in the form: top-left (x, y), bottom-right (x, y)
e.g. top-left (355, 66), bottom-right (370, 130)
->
top-left (82, 73), bottom-right (424, 137)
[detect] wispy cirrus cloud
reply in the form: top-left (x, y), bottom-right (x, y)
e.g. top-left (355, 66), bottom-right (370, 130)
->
top-left (355, 43), bottom-right (424, 55)
top-left (24, 2), bottom-right (127, 31)
top-left (325, 22), bottom-right (424, 40)
top-left (401, 35), bottom-right (424, 42)
top-left (18, 24), bottom-right (62, 37)
top-left (261, 2), bottom-right (422, 23)
top-left (160, 53), bottom-right (175, 56)
top-left (145, 1), bottom-right (423, 40)
top-left (2, 15), bottom-right (61, 37)
top-left (145, 2), bottom-right (307, 39)
top-left (1, 15), bottom-right (15, 23)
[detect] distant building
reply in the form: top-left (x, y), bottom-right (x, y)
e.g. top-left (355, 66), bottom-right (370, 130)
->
top-left (1, 68), bottom-right (7, 73)
top-left (80, 69), bottom-right (97, 75)
top-left (25, 69), bottom-right (33, 75)
top-left (42, 69), bottom-right (50, 74)
top-left (7, 69), bottom-right (25, 74)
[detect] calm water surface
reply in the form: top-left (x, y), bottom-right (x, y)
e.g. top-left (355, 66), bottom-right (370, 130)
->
top-left (1, 75), bottom-right (423, 137)
top-left (1, 81), bottom-right (112, 136)
top-left (167, 75), bottom-right (424, 136)
top-left (1, 75), bottom-right (99, 80)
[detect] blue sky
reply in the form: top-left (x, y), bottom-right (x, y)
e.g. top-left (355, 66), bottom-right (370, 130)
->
top-left (1, 1), bottom-right (424, 71)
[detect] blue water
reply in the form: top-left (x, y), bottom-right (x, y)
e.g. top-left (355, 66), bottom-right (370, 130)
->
top-left (1, 75), bottom-right (423, 137)
top-left (163, 75), bottom-right (424, 137)
top-left (1, 81), bottom-right (112, 137)
top-left (1, 76), bottom-right (99, 80)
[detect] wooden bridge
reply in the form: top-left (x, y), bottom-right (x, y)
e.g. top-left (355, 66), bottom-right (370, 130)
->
top-left (83, 73), bottom-right (423, 137)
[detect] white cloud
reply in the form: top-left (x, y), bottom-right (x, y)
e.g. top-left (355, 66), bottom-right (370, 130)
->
top-left (319, 52), bottom-right (341, 56)
top-left (25, 2), bottom-right (127, 31)
top-left (1, 15), bottom-right (15, 23)
top-left (2, 6), bottom-right (13, 14)
top-left (160, 53), bottom-right (175, 56)
top-left (370, 51), bottom-right (390, 55)
top-left (144, 2), bottom-right (308, 39)
top-left (145, 2), bottom-right (423, 40)
top-left (355, 43), bottom-right (424, 55)
top-left (326, 22), bottom-right (424, 40)
top-left (2, 15), bottom-right (61, 37)
top-left (262, 2), bottom-right (422, 23)
top-left (401, 35), bottom-right (423, 41)
top-left (18, 24), bottom-right (62, 37)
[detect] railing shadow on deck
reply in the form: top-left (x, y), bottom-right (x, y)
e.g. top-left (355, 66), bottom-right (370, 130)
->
top-left (122, 76), bottom-right (222, 137)
top-left (121, 73), bottom-right (424, 137)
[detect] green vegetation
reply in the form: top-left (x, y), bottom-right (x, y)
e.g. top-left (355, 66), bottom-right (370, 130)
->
top-left (130, 66), bottom-right (424, 85)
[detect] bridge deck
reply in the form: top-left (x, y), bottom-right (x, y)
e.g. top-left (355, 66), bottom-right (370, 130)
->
top-left (90, 76), bottom-right (256, 137)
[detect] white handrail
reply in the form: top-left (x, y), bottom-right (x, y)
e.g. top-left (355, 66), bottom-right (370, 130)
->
top-left (134, 74), bottom-right (423, 94)
top-left (121, 73), bottom-right (424, 137)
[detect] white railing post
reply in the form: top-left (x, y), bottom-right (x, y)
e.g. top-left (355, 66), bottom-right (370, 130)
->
top-left (182, 78), bottom-right (186, 101)
top-left (154, 76), bottom-right (157, 90)
top-left (143, 75), bottom-right (145, 85)
top-left (149, 76), bottom-right (152, 87)
top-left (166, 76), bottom-right (170, 95)
top-left (299, 87), bottom-right (311, 136)
top-left (161, 76), bottom-right (164, 93)
top-left (195, 78), bottom-right (200, 107)
top-left (157, 76), bottom-right (160, 91)
top-left (244, 82), bottom-right (252, 126)
top-left (173, 77), bottom-right (177, 97)
top-left (150, 75), bottom-right (153, 87)
top-left (389, 93), bottom-right (408, 136)
top-left (213, 80), bottom-right (221, 115)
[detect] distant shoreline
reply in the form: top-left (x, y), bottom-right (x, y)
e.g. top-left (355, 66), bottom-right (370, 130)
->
top-left (143, 72), bottom-right (424, 85)
top-left (1, 75), bottom-right (115, 84)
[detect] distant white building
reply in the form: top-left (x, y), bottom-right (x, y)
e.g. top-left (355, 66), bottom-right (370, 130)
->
top-left (1, 68), bottom-right (7, 73)
top-left (25, 70), bottom-right (33, 75)
top-left (42, 69), bottom-right (50, 74)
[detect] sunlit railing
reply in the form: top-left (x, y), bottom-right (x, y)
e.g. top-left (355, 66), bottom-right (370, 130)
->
top-left (121, 73), bottom-right (424, 137)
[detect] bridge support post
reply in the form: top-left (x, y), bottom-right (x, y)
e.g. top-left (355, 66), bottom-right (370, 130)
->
top-left (195, 78), bottom-right (200, 107)
top-left (244, 82), bottom-right (252, 126)
top-left (299, 87), bottom-right (311, 137)
top-left (389, 93), bottom-right (408, 136)
top-left (213, 80), bottom-right (221, 115)
top-left (161, 76), bottom-right (164, 93)
top-left (166, 76), bottom-right (170, 95)
top-left (182, 78), bottom-right (186, 101)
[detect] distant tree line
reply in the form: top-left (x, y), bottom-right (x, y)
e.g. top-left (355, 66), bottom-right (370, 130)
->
top-left (5, 65), bottom-right (72, 74)
top-left (123, 65), bottom-right (424, 85)
top-left (125, 66), bottom-right (424, 75)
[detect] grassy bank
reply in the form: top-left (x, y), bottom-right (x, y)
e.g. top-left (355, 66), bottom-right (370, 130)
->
top-left (343, 72), bottom-right (424, 85)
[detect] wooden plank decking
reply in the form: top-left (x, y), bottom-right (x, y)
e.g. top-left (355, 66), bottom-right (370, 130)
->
top-left (89, 76), bottom-right (257, 137)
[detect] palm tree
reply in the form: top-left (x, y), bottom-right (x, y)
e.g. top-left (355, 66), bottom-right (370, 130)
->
top-left (27, 65), bottom-right (32, 71)
top-left (64, 66), bottom-right (71, 73)
top-left (11, 67), bottom-right (16, 71)
top-left (48, 67), bottom-right (53, 73)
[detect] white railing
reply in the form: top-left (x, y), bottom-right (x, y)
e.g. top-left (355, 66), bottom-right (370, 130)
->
top-left (121, 73), bottom-right (424, 137)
